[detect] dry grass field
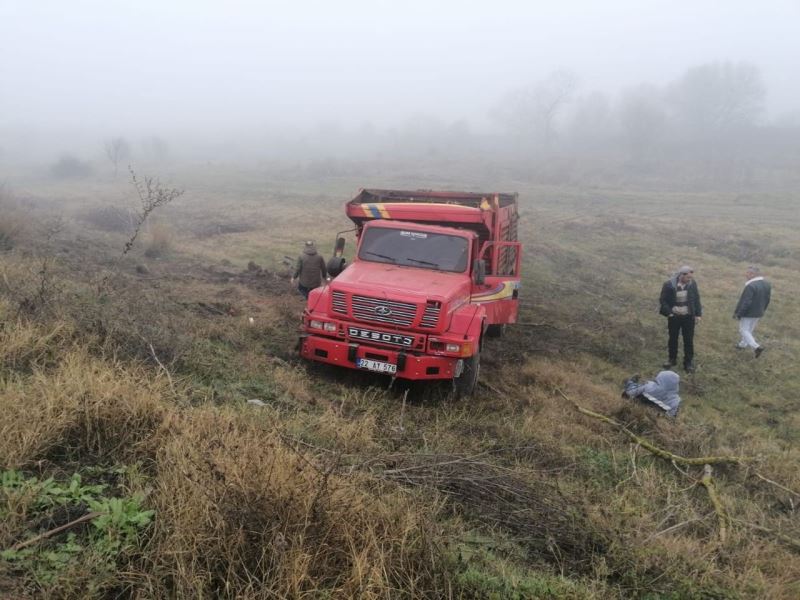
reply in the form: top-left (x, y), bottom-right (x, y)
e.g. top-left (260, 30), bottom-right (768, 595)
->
top-left (1, 162), bottom-right (799, 598)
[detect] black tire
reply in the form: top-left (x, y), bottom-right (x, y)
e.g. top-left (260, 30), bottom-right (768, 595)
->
top-left (453, 353), bottom-right (480, 398)
top-left (486, 323), bottom-right (506, 338)
top-left (327, 256), bottom-right (346, 277)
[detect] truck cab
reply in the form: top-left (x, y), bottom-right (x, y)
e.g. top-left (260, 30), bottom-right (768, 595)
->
top-left (299, 189), bottom-right (521, 397)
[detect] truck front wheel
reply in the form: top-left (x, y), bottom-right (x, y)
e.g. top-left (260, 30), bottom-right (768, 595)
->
top-left (453, 353), bottom-right (480, 398)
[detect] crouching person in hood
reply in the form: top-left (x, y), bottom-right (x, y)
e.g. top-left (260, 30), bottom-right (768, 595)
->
top-left (622, 370), bottom-right (681, 418)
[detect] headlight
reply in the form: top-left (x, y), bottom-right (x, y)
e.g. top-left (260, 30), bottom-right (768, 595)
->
top-left (309, 320), bottom-right (323, 329)
top-left (430, 340), bottom-right (473, 356)
top-left (323, 322), bottom-right (337, 332)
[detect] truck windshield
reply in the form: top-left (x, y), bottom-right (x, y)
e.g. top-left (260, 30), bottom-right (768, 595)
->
top-left (358, 227), bottom-right (469, 273)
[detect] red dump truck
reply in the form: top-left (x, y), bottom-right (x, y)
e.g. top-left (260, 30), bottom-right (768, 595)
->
top-left (299, 188), bottom-right (521, 396)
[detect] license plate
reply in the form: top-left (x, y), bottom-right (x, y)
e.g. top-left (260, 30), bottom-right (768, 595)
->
top-left (357, 358), bottom-right (397, 374)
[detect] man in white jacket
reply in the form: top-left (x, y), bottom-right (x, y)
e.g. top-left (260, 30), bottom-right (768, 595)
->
top-left (734, 266), bottom-right (772, 358)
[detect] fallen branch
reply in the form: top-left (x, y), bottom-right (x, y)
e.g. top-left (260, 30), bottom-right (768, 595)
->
top-left (148, 342), bottom-right (175, 393)
top-left (643, 512), bottom-right (712, 542)
top-left (478, 380), bottom-right (505, 395)
top-left (381, 451), bottom-right (492, 476)
top-left (8, 511), bottom-right (104, 552)
top-left (700, 464), bottom-right (730, 543)
top-left (733, 519), bottom-right (800, 552)
top-left (753, 471), bottom-right (800, 499)
top-left (570, 400), bottom-right (745, 466)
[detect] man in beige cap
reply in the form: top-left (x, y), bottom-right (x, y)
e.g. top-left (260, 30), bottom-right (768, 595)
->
top-left (291, 240), bottom-right (327, 299)
top-left (659, 265), bottom-right (703, 373)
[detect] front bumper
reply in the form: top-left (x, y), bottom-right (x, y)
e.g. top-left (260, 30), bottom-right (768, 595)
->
top-left (299, 334), bottom-right (460, 380)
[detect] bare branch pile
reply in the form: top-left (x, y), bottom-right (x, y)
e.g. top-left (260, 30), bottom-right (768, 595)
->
top-left (368, 451), bottom-right (606, 568)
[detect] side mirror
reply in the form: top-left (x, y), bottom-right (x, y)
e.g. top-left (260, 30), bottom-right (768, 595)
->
top-left (334, 236), bottom-right (346, 256)
top-left (472, 259), bottom-right (486, 285)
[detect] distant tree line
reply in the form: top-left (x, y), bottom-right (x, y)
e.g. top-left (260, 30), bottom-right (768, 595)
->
top-left (288, 60), bottom-right (798, 188)
top-left (8, 59), bottom-right (799, 189)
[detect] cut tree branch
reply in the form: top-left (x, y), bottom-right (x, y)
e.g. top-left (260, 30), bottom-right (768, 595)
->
top-left (700, 464), bottom-right (730, 542)
top-left (733, 519), bottom-right (800, 553)
top-left (571, 401), bottom-right (746, 466)
top-left (8, 511), bottom-right (104, 552)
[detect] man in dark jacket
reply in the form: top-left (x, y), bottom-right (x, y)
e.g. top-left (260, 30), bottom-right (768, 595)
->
top-left (659, 265), bottom-right (702, 373)
top-left (734, 265), bottom-right (771, 357)
top-left (291, 241), bottom-right (327, 299)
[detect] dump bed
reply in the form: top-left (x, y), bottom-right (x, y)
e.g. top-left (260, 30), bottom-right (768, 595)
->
top-left (345, 188), bottom-right (518, 243)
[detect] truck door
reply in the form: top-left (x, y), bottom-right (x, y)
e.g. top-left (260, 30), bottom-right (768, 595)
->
top-left (471, 241), bottom-right (522, 325)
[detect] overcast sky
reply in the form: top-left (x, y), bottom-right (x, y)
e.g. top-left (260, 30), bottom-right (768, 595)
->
top-left (1, 0), bottom-right (799, 136)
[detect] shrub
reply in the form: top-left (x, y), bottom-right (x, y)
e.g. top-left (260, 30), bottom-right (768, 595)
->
top-left (143, 223), bottom-right (174, 258)
top-left (0, 212), bottom-right (26, 251)
top-left (50, 155), bottom-right (93, 179)
top-left (0, 186), bottom-right (28, 250)
top-left (77, 206), bottom-right (137, 233)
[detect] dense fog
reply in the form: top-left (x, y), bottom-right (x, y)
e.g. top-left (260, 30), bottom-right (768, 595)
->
top-left (2, 1), bottom-right (799, 185)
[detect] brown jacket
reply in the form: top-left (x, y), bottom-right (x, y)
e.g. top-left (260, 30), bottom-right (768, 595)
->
top-left (294, 249), bottom-right (327, 289)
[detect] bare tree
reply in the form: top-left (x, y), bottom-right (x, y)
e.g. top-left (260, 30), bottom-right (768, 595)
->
top-left (15, 217), bottom-right (64, 316)
top-left (619, 84), bottom-right (668, 160)
top-left (141, 136), bottom-right (169, 162)
top-left (104, 137), bottom-right (131, 177)
top-left (669, 61), bottom-right (765, 138)
top-left (96, 168), bottom-right (183, 294)
top-left (566, 91), bottom-right (615, 154)
top-left (122, 167), bottom-right (183, 257)
top-left (492, 70), bottom-right (578, 152)
top-left (665, 62), bottom-right (766, 182)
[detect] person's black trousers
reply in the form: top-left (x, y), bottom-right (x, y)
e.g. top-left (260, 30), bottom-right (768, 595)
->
top-left (667, 315), bottom-right (695, 366)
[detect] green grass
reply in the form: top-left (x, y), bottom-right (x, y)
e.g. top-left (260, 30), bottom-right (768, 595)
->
top-left (1, 469), bottom-right (153, 593)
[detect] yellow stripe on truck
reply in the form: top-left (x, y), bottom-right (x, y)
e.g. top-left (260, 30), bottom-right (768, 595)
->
top-left (472, 281), bottom-right (515, 303)
top-left (361, 204), bottom-right (386, 219)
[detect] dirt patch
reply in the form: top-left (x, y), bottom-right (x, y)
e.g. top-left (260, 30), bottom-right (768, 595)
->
top-left (194, 221), bottom-right (257, 237)
top-left (701, 235), bottom-right (795, 265)
top-left (199, 263), bottom-right (293, 295)
top-left (178, 300), bottom-right (242, 317)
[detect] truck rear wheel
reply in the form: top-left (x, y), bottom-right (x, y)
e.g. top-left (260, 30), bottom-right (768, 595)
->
top-left (486, 324), bottom-right (506, 338)
top-left (453, 353), bottom-right (480, 398)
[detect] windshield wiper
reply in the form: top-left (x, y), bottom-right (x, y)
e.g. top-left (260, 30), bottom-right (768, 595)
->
top-left (364, 251), bottom-right (397, 263)
top-left (405, 257), bottom-right (439, 267)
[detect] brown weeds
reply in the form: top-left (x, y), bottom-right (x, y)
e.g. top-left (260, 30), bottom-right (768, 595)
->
top-left (0, 323), bottom-right (452, 598)
top-left (143, 223), bottom-right (174, 259)
top-left (146, 411), bottom-right (448, 598)
top-left (0, 211), bottom-right (27, 251)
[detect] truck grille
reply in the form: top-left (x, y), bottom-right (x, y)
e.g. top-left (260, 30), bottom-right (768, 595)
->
top-left (420, 302), bottom-right (440, 328)
top-left (331, 291), bottom-right (347, 315)
top-left (351, 294), bottom-right (417, 327)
